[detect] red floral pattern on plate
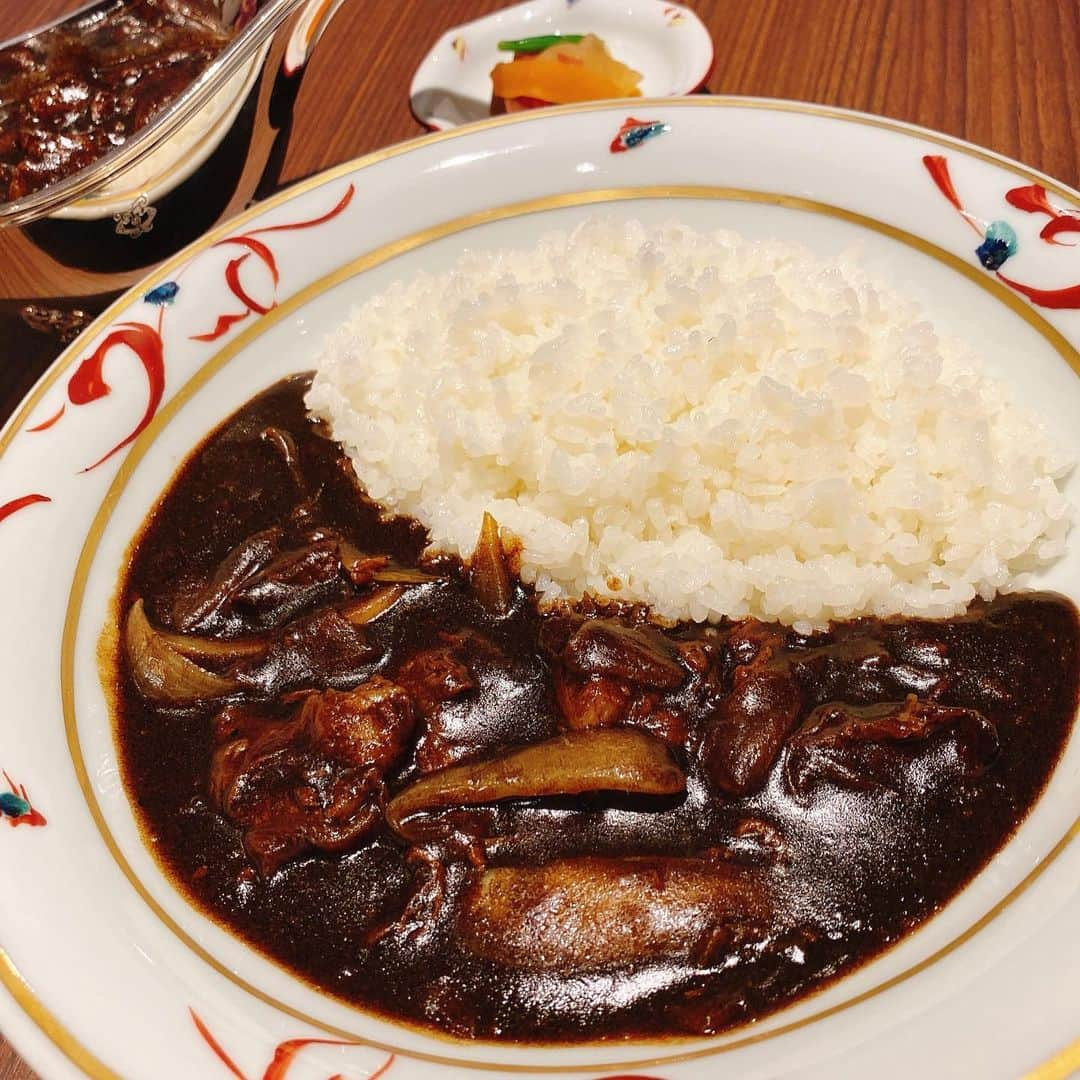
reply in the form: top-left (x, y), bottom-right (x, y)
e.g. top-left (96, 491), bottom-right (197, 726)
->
top-left (192, 1009), bottom-right (394, 1080)
top-left (923, 154), bottom-right (1080, 308)
top-left (192, 184), bottom-right (356, 342)
top-left (0, 493), bottom-right (50, 524)
top-left (1, 772), bottom-right (46, 828)
top-left (1005, 184), bottom-right (1080, 245)
top-left (191, 1009), bottom-right (668, 1079)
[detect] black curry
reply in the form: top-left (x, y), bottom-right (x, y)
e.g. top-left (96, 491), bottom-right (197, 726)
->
top-left (112, 374), bottom-right (1080, 1042)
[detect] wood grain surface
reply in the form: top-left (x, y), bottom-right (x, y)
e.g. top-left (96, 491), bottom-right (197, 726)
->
top-left (0, 1), bottom-right (1078, 1077)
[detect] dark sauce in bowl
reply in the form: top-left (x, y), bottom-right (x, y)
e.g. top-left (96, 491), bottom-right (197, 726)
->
top-left (111, 374), bottom-right (1080, 1042)
top-left (0, 0), bottom-right (233, 202)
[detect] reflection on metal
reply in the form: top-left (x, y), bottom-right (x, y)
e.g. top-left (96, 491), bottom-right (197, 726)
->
top-left (19, 304), bottom-right (93, 344)
top-left (283, 0), bottom-right (352, 76)
top-left (113, 195), bottom-right (158, 238)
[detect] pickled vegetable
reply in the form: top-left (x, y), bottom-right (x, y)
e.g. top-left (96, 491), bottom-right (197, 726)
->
top-left (490, 34), bottom-right (642, 111)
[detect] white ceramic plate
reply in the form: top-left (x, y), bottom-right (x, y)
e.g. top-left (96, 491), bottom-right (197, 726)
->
top-left (409, 0), bottom-right (713, 130)
top-left (1, 98), bottom-right (1078, 1080)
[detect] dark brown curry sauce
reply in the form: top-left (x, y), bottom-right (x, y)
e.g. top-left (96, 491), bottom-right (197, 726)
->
top-left (113, 374), bottom-right (1080, 1042)
top-left (0, 0), bottom-right (232, 203)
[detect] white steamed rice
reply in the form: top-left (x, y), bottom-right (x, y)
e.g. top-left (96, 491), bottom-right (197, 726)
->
top-left (306, 218), bottom-right (1072, 629)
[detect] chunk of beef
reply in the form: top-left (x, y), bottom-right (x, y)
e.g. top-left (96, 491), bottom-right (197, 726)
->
top-left (553, 619), bottom-right (689, 747)
top-left (294, 525), bottom-right (392, 588)
top-left (302, 681), bottom-right (413, 768)
top-left (673, 630), bottom-right (724, 676)
top-left (234, 607), bottom-right (379, 697)
top-left (555, 673), bottom-right (688, 747)
top-left (783, 695), bottom-right (998, 799)
top-left (702, 662), bottom-right (803, 797)
top-left (626, 694), bottom-right (689, 747)
top-left (396, 645), bottom-right (475, 717)
top-left (209, 678), bottom-right (414, 874)
top-left (788, 635), bottom-right (945, 705)
top-left (563, 618), bottom-right (686, 690)
top-left (230, 539), bottom-right (345, 627)
top-left (884, 617), bottom-right (1017, 712)
top-left (396, 633), bottom-right (518, 774)
top-left (554, 674), bottom-right (631, 730)
top-left (725, 619), bottom-right (783, 669)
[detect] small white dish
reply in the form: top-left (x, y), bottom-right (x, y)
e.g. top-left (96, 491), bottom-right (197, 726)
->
top-left (409, 0), bottom-right (714, 131)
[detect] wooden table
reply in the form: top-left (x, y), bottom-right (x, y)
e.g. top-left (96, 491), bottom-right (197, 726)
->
top-left (0, 1), bottom-right (1077, 1076)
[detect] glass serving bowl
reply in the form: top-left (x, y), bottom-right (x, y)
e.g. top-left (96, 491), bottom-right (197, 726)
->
top-left (0, 0), bottom-right (341, 370)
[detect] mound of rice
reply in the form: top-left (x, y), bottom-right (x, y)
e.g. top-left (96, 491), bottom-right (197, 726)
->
top-left (306, 218), bottom-right (1072, 628)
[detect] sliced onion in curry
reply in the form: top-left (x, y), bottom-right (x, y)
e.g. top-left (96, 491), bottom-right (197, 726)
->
top-left (340, 585), bottom-right (406, 625)
top-left (372, 566), bottom-right (442, 584)
top-left (125, 598), bottom-right (253, 702)
top-left (385, 728), bottom-right (686, 840)
top-left (469, 511), bottom-right (513, 615)
top-left (259, 426), bottom-right (306, 491)
top-left (336, 541), bottom-right (389, 585)
top-left (171, 526), bottom-right (282, 630)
